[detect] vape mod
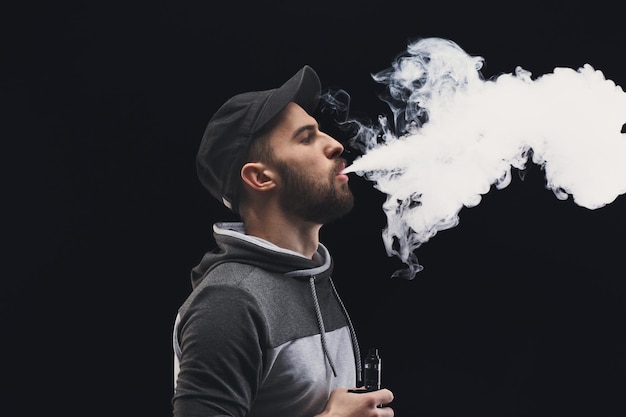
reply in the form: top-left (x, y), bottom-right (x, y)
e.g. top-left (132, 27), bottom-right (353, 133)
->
top-left (349, 347), bottom-right (382, 393)
top-left (363, 348), bottom-right (381, 391)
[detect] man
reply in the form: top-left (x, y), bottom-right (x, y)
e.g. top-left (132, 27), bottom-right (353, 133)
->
top-left (172, 65), bottom-right (394, 417)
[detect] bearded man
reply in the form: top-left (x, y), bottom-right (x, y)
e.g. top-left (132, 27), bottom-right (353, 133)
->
top-left (172, 66), bottom-right (394, 417)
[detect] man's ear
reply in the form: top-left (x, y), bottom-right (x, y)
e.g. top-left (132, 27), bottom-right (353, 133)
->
top-left (241, 162), bottom-right (276, 192)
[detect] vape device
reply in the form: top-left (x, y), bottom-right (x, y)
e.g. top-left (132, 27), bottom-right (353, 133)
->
top-left (348, 348), bottom-right (385, 407)
top-left (363, 348), bottom-right (381, 391)
top-left (349, 348), bottom-right (382, 392)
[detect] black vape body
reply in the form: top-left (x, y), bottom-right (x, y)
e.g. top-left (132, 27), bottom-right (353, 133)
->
top-left (348, 348), bottom-right (385, 407)
top-left (363, 348), bottom-right (381, 391)
top-left (349, 348), bottom-right (382, 393)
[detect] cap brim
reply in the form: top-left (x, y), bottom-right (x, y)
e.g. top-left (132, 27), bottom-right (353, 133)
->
top-left (253, 65), bottom-right (321, 133)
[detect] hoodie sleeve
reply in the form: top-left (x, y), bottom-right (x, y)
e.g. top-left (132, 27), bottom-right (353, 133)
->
top-left (173, 285), bottom-right (267, 417)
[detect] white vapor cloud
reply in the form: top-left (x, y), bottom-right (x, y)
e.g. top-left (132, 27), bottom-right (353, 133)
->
top-left (342, 37), bottom-right (626, 279)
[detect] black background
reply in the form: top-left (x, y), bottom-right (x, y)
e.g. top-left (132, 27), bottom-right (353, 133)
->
top-left (4, 1), bottom-right (626, 416)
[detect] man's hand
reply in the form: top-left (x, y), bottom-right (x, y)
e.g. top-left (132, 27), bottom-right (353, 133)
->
top-left (315, 387), bottom-right (394, 417)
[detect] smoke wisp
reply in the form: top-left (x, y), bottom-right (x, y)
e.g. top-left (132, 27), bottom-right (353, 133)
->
top-left (342, 37), bottom-right (626, 280)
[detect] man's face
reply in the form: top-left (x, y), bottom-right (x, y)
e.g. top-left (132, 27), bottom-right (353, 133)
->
top-left (268, 102), bottom-right (354, 224)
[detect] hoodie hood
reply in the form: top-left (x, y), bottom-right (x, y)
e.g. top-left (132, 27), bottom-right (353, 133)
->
top-left (191, 222), bottom-right (333, 289)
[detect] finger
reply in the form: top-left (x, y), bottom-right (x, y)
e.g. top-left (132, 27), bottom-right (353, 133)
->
top-left (376, 388), bottom-right (394, 404)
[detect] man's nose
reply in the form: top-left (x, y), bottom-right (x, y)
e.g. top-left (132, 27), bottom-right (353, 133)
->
top-left (325, 135), bottom-right (344, 159)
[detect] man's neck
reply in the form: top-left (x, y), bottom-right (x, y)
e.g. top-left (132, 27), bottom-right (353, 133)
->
top-left (243, 215), bottom-right (321, 260)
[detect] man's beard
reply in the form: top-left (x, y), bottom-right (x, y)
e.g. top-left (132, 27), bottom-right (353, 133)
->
top-left (274, 159), bottom-right (354, 224)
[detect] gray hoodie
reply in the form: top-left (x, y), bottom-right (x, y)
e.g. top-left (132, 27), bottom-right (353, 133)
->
top-left (173, 222), bottom-right (361, 417)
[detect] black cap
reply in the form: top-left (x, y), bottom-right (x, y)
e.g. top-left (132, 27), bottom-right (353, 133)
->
top-left (197, 65), bottom-right (321, 213)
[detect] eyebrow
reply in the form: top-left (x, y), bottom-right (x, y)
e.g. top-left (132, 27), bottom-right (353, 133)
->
top-left (291, 123), bottom-right (318, 140)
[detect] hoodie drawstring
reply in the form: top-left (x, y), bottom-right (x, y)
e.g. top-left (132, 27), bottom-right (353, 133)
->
top-left (309, 276), bottom-right (363, 383)
top-left (329, 276), bottom-right (362, 385)
top-left (309, 276), bottom-right (337, 377)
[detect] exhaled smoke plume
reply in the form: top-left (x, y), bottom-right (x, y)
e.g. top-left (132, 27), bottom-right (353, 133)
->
top-left (342, 37), bottom-right (626, 280)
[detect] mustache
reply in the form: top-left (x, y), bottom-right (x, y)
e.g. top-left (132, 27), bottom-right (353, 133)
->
top-left (334, 158), bottom-right (348, 174)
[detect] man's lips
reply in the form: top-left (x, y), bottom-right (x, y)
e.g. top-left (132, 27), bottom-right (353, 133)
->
top-left (336, 162), bottom-right (349, 182)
